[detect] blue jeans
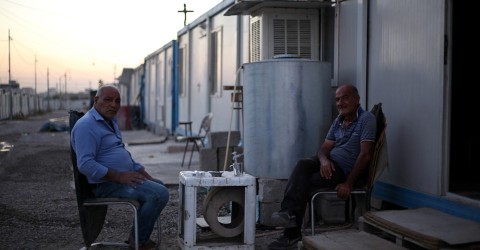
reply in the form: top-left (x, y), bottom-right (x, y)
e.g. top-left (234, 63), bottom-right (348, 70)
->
top-left (93, 178), bottom-right (169, 244)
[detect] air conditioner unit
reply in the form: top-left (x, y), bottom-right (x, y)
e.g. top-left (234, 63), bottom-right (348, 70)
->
top-left (250, 8), bottom-right (319, 62)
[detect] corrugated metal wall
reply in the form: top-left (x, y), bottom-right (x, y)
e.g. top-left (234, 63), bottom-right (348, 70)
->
top-left (367, 0), bottom-right (446, 196)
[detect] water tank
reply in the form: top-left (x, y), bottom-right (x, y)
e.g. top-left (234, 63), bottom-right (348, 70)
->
top-left (242, 59), bottom-right (332, 179)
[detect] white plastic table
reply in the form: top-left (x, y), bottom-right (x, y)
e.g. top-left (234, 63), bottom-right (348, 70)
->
top-left (177, 170), bottom-right (256, 249)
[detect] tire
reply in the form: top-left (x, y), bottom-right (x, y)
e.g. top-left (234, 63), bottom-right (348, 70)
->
top-left (203, 187), bottom-right (245, 238)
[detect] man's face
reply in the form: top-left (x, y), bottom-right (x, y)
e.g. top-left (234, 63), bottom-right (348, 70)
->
top-left (335, 86), bottom-right (359, 117)
top-left (94, 87), bottom-right (120, 121)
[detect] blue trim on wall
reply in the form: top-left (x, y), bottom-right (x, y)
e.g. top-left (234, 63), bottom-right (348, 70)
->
top-left (373, 181), bottom-right (480, 223)
top-left (171, 40), bottom-right (179, 133)
top-left (140, 64), bottom-right (146, 125)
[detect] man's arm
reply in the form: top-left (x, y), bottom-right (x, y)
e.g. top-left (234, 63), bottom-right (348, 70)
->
top-left (335, 140), bottom-right (374, 199)
top-left (318, 139), bottom-right (336, 179)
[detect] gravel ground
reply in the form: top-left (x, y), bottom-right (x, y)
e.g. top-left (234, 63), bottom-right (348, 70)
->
top-left (0, 110), bottom-right (285, 250)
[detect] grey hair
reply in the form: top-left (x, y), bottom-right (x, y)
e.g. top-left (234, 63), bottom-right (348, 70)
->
top-left (95, 85), bottom-right (118, 97)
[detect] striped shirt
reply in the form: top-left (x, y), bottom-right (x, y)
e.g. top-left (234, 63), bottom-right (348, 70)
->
top-left (326, 107), bottom-right (376, 176)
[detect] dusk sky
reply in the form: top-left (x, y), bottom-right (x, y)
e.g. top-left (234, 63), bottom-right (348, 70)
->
top-left (0, 0), bottom-right (222, 93)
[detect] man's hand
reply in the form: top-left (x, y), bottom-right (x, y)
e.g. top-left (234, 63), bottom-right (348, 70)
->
top-left (318, 139), bottom-right (335, 179)
top-left (115, 171), bottom-right (145, 188)
top-left (335, 183), bottom-right (352, 200)
top-left (105, 169), bottom-right (153, 187)
top-left (137, 169), bottom-right (154, 180)
top-left (320, 160), bottom-right (336, 179)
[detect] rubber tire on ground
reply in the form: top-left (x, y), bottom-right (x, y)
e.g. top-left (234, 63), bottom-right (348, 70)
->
top-left (203, 186), bottom-right (245, 238)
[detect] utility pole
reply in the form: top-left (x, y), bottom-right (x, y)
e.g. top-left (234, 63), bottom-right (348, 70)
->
top-left (47, 68), bottom-right (50, 111)
top-left (34, 55), bottom-right (37, 112)
top-left (8, 29), bottom-right (12, 119)
top-left (64, 72), bottom-right (67, 109)
top-left (178, 3), bottom-right (193, 26)
top-left (58, 77), bottom-right (62, 109)
top-left (8, 30), bottom-right (11, 84)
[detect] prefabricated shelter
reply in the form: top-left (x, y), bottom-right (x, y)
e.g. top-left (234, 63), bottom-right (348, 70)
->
top-left (139, 0), bottom-right (250, 136)
top-left (225, 0), bottom-right (479, 222)
top-left (143, 41), bottom-right (177, 135)
top-left (176, 0), bottom-right (249, 133)
top-left (137, 0), bottom-right (479, 224)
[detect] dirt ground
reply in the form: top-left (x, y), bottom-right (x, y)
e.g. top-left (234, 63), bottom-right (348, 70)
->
top-left (0, 110), bottom-right (284, 250)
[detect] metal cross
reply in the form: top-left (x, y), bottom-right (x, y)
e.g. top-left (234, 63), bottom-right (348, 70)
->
top-left (178, 3), bottom-right (193, 26)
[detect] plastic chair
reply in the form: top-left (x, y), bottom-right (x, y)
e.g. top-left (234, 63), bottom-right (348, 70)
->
top-left (308, 103), bottom-right (387, 235)
top-left (68, 110), bottom-right (161, 250)
top-left (177, 113), bottom-right (214, 168)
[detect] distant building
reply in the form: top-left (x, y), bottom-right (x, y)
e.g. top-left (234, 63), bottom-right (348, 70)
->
top-left (22, 87), bottom-right (35, 95)
top-left (0, 81), bottom-right (20, 90)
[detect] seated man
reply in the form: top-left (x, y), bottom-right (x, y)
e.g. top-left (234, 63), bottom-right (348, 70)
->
top-left (71, 85), bottom-right (169, 250)
top-left (268, 84), bottom-right (377, 250)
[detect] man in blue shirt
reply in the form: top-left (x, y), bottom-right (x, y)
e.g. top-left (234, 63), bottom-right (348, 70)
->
top-left (268, 84), bottom-right (377, 250)
top-left (71, 85), bottom-right (169, 250)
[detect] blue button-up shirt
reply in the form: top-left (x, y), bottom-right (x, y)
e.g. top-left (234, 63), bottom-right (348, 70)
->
top-left (71, 108), bottom-right (143, 184)
top-left (325, 107), bottom-right (376, 176)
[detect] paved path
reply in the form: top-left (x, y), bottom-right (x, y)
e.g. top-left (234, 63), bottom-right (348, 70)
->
top-left (122, 130), bottom-right (202, 186)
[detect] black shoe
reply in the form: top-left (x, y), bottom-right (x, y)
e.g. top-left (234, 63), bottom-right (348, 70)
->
top-left (268, 234), bottom-right (301, 250)
top-left (271, 210), bottom-right (296, 228)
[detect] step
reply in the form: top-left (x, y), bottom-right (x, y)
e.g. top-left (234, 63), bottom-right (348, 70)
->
top-left (301, 229), bottom-right (406, 250)
top-left (359, 207), bottom-right (480, 249)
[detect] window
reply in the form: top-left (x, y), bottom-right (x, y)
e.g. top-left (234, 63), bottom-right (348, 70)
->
top-left (178, 45), bottom-right (187, 97)
top-left (210, 27), bottom-right (222, 96)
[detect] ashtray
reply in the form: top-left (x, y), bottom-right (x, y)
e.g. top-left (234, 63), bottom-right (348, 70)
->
top-left (208, 171), bottom-right (223, 177)
top-left (192, 170), bottom-right (205, 177)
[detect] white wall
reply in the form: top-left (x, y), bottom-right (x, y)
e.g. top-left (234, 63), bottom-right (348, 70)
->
top-left (338, 0), bottom-right (446, 196)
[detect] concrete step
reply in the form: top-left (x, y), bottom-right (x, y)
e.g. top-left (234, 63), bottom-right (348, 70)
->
top-left (301, 229), bottom-right (406, 250)
top-left (359, 207), bottom-right (480, 249)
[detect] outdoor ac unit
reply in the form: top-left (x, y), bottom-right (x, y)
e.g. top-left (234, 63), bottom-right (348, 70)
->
top-left (250, 8), bottom-right (319, 62)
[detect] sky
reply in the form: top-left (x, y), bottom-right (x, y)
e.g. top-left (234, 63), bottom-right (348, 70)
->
top-left (0, 0), bottom-right (223, 93)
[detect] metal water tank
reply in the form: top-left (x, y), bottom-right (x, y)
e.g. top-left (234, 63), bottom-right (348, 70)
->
top-left (242, 59), bottom-right (332, 179)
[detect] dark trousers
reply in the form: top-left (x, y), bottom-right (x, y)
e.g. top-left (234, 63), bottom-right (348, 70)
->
top-left (280, 155), bottom-right (346, 236)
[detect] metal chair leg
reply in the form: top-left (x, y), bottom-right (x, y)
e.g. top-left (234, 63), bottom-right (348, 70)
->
top-left (310, 193), bottom-right (320, 236)
top-left (182, 140), bottom-right (190, 167)
top-left (133, 207), bottom-right (139, 250)
top-left (188, 140), bottom-right (200, 168)
top-left (156, 218), bottom-right (161, 249)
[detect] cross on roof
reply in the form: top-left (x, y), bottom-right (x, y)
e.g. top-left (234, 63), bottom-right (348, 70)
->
top-left (178, 3), bottom-right (194, 26)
